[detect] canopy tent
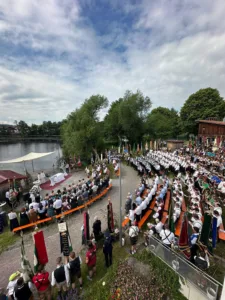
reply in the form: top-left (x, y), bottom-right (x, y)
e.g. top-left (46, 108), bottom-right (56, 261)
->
top-left (0, 152), bottom-right (54, 164)
top-left (0, 152), bottom-right (55, 173)
top-left (0, 170), bottom-right (27, 185)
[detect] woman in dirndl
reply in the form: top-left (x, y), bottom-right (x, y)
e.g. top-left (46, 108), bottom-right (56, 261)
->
top-left (8, 210), bottom-right (19, 231)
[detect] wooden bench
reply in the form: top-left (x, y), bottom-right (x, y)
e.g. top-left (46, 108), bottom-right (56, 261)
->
top-left (175, 199), bottom-right (187, 237)
top-left (138, 198), bottom-right (156, 229)
top-left (122, 188), bottom-right (148, 228)
top-left (161, 190), bottom-right (171, 224)
top-left (219, 222), bottom-right (225, 240)
top-left (13, 184), bottom-right (112, 232)
top-left (116, 169), bottom-right (120, 177)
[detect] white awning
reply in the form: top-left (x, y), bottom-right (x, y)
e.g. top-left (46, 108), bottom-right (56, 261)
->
top-left (0, 152), bottom-right (55, 163)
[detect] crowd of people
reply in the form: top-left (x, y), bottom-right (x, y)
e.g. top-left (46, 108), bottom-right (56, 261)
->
top-left (4, 234), bottom-right (113, 300)
top-left (7, 165), bottom-right (111, 232)
top-left (125, 146), bottom-right (224, 270)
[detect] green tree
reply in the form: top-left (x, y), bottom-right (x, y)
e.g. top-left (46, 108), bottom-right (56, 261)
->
top-left (180, 88), bottom-right (225, 134)
top-left (145, 107), bottom-right (181, 139)
top-left (17, 120), bottom-right (30, 137)
top-left (104, 90), bottom-right (152, 144)
top-left (61, 95), bottom-right (108, 161)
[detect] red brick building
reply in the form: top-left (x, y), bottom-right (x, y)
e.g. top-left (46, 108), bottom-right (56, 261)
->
top-left (197, 119), bottom-right (225, 145)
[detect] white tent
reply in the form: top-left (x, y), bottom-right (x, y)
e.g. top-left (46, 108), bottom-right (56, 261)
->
top-left (0, 152), bottom-right (54, 164)
top-left (0, 152), bottom-right (55, 173)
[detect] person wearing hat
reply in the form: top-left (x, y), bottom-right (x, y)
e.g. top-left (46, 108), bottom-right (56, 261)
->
top-left (14, 277), bottom-right (33, 300)
top-left (93, 216), bottom-right (102, 241)
top-left (6, 271), bottom-right (20, 300)
top-left (103, 232), bottom-right (113, 268)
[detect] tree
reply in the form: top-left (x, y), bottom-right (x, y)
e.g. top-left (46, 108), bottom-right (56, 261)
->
top-left (104, 90), bottom-right (152, 144)
top-left (61, 95), bottom-right (108, 161)
top-left (180, 88), bottom-right (225, 134)
top-left (17, 120), bottom-right (30, 137)
top-left (145, 107), bottom-right (181, 139)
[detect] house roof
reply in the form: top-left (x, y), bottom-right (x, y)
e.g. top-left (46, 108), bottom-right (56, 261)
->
top-left (197, 120), bottom-right (225, 126)
top-left (0, 170), bottom-right (27, 185)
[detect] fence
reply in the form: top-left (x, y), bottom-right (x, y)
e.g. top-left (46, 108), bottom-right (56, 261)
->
top-left (148, 235), bottom-right (220, 300)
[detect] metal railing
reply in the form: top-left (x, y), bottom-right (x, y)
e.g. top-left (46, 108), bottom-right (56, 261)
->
top-left (148, 235), bottom-right (220, 300)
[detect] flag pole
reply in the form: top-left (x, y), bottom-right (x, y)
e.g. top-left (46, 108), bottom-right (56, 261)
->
top-left (119, 158), bottom-right (122, 246)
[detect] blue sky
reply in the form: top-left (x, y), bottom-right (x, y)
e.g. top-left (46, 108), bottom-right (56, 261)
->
top-left (0, 0), bottom-right (225, 124)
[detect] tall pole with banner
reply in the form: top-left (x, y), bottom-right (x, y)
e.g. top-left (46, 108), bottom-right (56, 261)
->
top-left (119, 159), bottom-right (122, 246)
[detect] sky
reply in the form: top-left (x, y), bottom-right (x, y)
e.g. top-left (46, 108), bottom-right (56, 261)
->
top-left (0, 0), bottom-right (225, 124)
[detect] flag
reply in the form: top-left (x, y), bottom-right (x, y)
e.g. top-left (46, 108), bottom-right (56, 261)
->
top-left (83, 211), bottom-right (90, 244)
top-left (145, 142), bottom-right (148, 150)
top-left (212, 217), bottom-right (217, 248)
top-left (137, 144), bottom-right (140, 152)
top-left (33, 231), bottom-right (48, 273)
top-left (133, 143), bottom-right (136, 153)
top-left (150, 140), bottom-right (153, 149)
top-left (140, 142), bottom-right (143, 151)
top-left (21, 236), bottom-right (33, 281)
top-left (168, 192), bottom-right (175, 233)
top-left (200, 213), bottom-right (212, 246)
top-left (34, 244), bottom-right (39, 273)
top-left (179, 214), bottom-right (191, 259)
top-left (107, 198), bottom-right (114, 232)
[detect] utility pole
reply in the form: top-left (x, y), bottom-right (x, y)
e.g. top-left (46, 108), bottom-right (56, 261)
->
top-left (119, 158), bottom-right (122, 246)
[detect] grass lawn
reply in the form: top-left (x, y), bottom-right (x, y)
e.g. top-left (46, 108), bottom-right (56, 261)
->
top-left (0, 227), bottom-right (20, 255)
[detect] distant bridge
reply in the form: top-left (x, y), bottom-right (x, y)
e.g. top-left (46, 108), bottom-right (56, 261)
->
top-left (0, 135), bottom-right (61, 143)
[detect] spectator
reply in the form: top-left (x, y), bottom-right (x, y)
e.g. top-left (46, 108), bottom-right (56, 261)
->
top-left (103, 232), bottom-right (113, 267)
top-left (13, 277), bottom-right (33, 300)
top-left (51, 257), bottom-right (70, 300)
top-left (6, 271), bottom-right (21, 300)
top-left (129, 221), bottom-right (139, 254)
top-left (86, 241), bottom-right (97, 281)
top-left (19, 208), bottom-right (30, 227)
top-left (32, 264), bottom-right (51, 300)
top-left (93, 216), bottom-right (102, 241)
top-left (8, 209), bottom-right (19, 232)
top-left (67, 251), bottom-right (83, 292)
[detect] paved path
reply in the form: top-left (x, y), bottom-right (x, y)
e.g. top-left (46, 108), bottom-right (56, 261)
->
top-left (0, 164), bottom-right (140, 289)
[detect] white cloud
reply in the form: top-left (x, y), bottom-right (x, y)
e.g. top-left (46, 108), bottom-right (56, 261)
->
top-left (0, 0), bottom-right (225, 124)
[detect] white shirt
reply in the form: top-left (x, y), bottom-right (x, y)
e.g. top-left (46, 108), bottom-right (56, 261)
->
top-left (51, 265), bottom-right (70, 286)
top-left (139, 200), bottom-right (147, 211)
top-left (129, 225), bottom-right (139, 237)
top-left (8, 212), bottom-right (17, 220)
top-left (53, 199), bottom-right (62, 209)
top-left (5, 191), bottom-right (10, 199)
top-left (29, 202), bottom-right (39, 211)
top-left (129, 210), bottom-right (135, 221)
top-left (160, 229), bottom-right (175, 245)
top-left (155, 221), bottom-right (163, 234)
top-left (135, 205), bottom-right (142, 216)
top-left (7, 279), bottom-right (17, 295)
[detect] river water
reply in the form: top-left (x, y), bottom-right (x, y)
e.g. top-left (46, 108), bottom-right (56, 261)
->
top-left (0, 142), bottom-right (62, 174)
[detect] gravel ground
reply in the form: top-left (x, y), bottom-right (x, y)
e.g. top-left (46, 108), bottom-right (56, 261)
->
top-left (0, 164), bottom-right (140, 289)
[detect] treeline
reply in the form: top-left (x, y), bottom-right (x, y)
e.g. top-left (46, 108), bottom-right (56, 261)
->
top-left (0, 121), bottom-right (62, 137)
top-left (61, 87), bottom-right (225, 160)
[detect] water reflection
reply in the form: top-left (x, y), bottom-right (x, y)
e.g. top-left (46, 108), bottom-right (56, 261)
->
top-left (0, 142), bottom-right (62, 174)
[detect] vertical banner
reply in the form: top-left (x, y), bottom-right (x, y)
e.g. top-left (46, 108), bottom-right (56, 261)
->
top-left (83, 211), bottom-right (90, 244)
top-left (150, 140), bottom-right (153, 149)
top-left (212, 217), bottom-right (217, 249)
top-left (33, 231), bottom-right (48, 273)
top-left (107, 198), bottom-right (114, 233)
top-left (178, 215), bottom-right (191, 259)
